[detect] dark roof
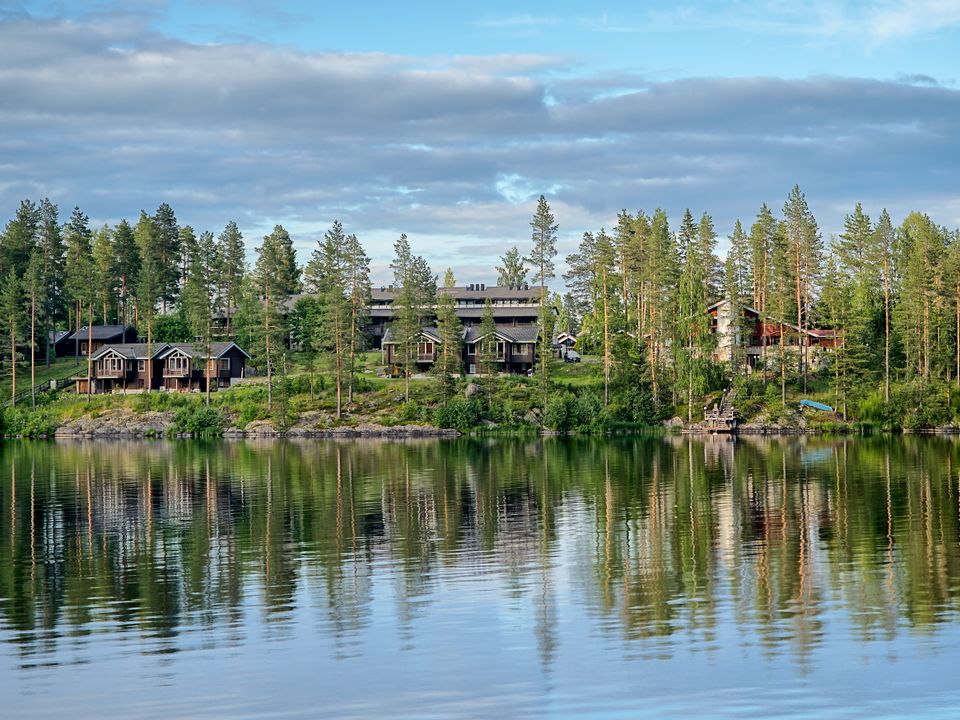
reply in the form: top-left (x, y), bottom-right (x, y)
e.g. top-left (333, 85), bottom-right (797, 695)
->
top-left (372, 284), bottom-right (541, 302)
top-left (160, 342), bottom-right (252, 360)
top-left (370, 306), bottom-right (539, 320)
top-left (382, 327), bottom-right (443, 345)
top-left (90, 343), bottom-right (168, 361)
top-left (49, 330), bottom-right (72, 344)
top-left (464, 324), bottom-right (540, 344)
top-left (76, 324), bottom-right (137, 340)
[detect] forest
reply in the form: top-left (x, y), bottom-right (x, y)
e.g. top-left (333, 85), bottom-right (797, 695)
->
top-left (0, 186), bottom-right (958, 433)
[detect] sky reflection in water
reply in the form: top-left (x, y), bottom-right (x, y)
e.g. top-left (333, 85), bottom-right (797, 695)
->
top-left (1, 436), bottom-right (959, 718)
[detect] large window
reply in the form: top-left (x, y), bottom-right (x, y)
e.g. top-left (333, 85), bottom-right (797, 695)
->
top-left (168, 355), bottom-right (190, 372)
top-left (417, 341), bottom-right (434, 357)
top-left (219, 358), bottom-right (230, 371)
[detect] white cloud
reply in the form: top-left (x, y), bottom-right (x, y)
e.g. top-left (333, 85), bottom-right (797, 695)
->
top-left (0, 14), bottom-right (957, 283)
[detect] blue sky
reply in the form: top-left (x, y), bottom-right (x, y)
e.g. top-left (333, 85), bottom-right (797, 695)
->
top-left (1, 0), bottom-right (959, 282)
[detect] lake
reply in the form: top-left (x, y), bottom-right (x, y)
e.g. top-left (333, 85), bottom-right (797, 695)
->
top-left (1, 436), bottom-right (960, 718)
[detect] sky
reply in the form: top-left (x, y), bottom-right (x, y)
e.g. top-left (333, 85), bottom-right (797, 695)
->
top-left (1, 0), bottom-right (959, 284)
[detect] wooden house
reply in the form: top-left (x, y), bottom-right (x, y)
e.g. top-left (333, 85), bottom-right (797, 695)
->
top-left (63, 325), bottom-right (139, 357)
top-left (84, 341), bottom-right (249, 393)
top-left (83, 343), bottom-right (167, 393)
top-left (382, 324), bottom-right (539, 375)
top-left (156, 342), bottom-right (250, 391)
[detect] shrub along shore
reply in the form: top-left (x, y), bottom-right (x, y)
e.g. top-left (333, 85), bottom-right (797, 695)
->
top-left (1, 352), bottom-right (957, 439)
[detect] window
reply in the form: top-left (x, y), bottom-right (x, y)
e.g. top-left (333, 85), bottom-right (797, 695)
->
top-left (219, 358), bottom-right (230, 371)
top-left (168, 355), bottom-right (190, 372)
top-left (495, 340), bottom-right (505, 360)
top-left (466, 343), bottom-right (476, 356)
top-left (138, 360), bottom-right (145, 372)
top-left (417, 341), bottom-right (434, 357)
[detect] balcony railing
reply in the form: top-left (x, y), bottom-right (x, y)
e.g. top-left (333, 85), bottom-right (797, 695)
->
top-left (96, 368), bottom-right (126, 378)
top-left (163, 365), bottom-right (191, 377)
top-left (416, 353), bottom-right (436, 362)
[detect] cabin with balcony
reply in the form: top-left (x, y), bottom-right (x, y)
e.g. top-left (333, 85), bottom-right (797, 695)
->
top-left (84, 341), bottom-right (249, 393)
top-left (462, 325), bottom-right (538, 375)
top-left (381, 328), bottom-right (444, 374)
top-left (157, 342), bottom-right (250, 391)
top-left (83, 343), bottom-right (167, 393)
top-left (382, 324), bottom-right (539, 375)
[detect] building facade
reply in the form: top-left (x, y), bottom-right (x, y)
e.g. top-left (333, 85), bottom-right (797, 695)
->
top-left (84, 342), bottom-right (249, 393)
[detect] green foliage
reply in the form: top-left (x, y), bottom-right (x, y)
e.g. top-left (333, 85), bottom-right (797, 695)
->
top-left (171, 404), bottom-right (225, 436)
top-left (2, 405), bottom-right (58, 437)
top-left (543, 390), bottom-right (606, 433)
top-left (154, 312), bottom-right (193, 342)
top-left (433, 397), bottom-right (484, 432)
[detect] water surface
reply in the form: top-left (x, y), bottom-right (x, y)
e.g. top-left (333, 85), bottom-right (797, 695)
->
top-left (1, 436), bottom-right (960, 718)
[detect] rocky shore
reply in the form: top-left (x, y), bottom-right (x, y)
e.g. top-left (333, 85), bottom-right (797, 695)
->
top-left (51, 408), bottom-right (460, 439)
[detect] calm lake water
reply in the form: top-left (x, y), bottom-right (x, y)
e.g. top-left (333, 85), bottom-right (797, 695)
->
top-left (1, 436), bottom-right (960, 718)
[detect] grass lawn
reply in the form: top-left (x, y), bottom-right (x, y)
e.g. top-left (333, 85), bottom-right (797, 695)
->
top-left (550, 355), bottom-right (603, 388)
top-left (0, 357), bottom-right (84, 400)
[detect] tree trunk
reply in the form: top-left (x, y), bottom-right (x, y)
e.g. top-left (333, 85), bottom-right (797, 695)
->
top-left (30, 287), bottom-right (35, 408)
top-left (884, 255), bottom-right (891, 404)
top-left (265, 286), bottom-right (272, 412)
top-left (86, 303), bottom-right (93, 397)
top-left (602, 266), bottom-right (609, 407)
top-left (205, 314), bottom-right (212, 406)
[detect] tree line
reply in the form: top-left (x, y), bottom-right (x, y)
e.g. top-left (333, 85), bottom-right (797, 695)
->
top-left (560, 185), bottom-right (960, 425)
top-left (3, 188), bottom-right (958, 427)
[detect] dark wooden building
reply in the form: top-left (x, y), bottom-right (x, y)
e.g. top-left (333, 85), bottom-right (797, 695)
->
top-left (382, 324), bottom-right (538, 375)
top-left (61, 325), bottom-right (139, 357)
top-left (156, 342), bottom-right (250, 391)
top-left (85, 341), bottom-right (249, 393)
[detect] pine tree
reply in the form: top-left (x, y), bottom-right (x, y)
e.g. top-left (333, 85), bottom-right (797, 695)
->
top-left (874, 209), bottom-right (895, 402)
top-left (1, 199), bottom-right (38, 278)
top-left (1, 269), bottom-right (21, 404)
top-left (435, 268), bottom-right (463, 401)
top-left (153, 203), bottom-right (181, 314)
top-left (37, 199), bottom-right (65, 365)
top-left (92, 224), bottom-right (115, 324)
top-left (25, 252), bottom-right (43, 406)
top-left (312, 222), bottom-right (349, 418)
top-left (64, 207), bottom-right (93, 364)
top-left (217, 221), bottom-right (246, 337)
top-left (525, 195), bottom-right (558, 406)
top-left (478, 297), bottom-right (498, 385)
top-left (748, 204), bottom-right (777, 383)
top-left (134, 211), bottom-right (161, 391)
top-left (182, 230), bottom-right (218, 403)
top-left (783, 185), bottom-right (822, 388)
top-left (112, 219), bottom-right (140, 326)
top-left (344, 233), bottom-right (371, 404)
top-left (389, 234), bottom-right (436, 403)
top-left (254, 224), bottom-right (301, 410)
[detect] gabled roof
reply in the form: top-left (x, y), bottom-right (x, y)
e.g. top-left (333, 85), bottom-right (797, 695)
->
top-left (49, 330), bottom-right (72, 344)
top-left (76, 324), bottom-right (137, 340)
top-left (464, 324), bottom-right (539, 344)
top-left (90, 343), bottom-right (170, 361)
top-left (382, 327), bottom-right (443, 345)
top-left (159, 342), bottom-right (252, 360)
